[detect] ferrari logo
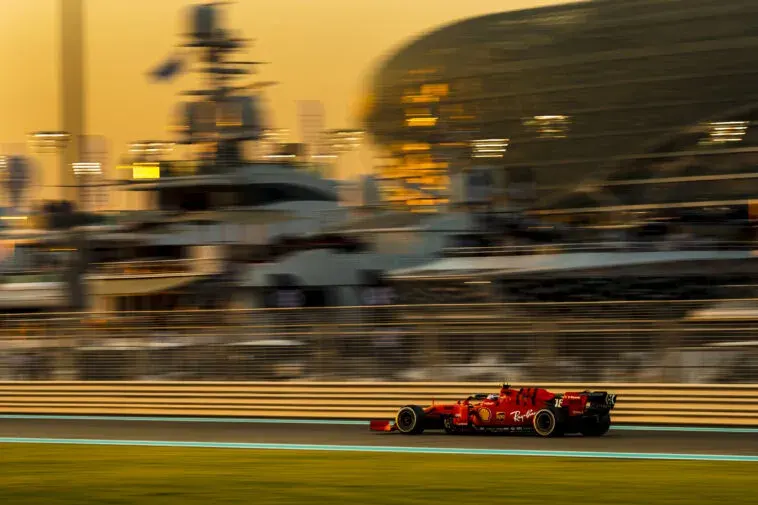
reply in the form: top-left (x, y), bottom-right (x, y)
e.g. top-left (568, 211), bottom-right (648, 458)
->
top-left (478, 408), bottom-right (491, 421)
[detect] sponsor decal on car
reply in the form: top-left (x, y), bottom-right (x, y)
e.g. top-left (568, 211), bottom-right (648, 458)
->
top-left (512, 409), bottom-right (537, 423)
top-left (478, 408), bottom-right (492, 421)
top-left (496, 412), bottom-right (505, 421)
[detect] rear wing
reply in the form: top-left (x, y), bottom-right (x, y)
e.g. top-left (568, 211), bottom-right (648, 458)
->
top-left (584, 391), bottom-right (617, 409)
top-left (560, 391), bottom-right (617, 410)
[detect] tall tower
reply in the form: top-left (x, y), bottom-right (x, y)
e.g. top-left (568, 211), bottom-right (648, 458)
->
top-left (60, 0), bottom-right (85, 204)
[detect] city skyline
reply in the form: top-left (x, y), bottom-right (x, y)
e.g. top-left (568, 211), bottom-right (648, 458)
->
top-left (0, 0), bottom-right (568, 205)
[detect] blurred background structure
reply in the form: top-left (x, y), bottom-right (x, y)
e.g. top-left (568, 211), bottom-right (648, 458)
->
top-left (1, 0), bottom-right (758, 386)
top-left (365, 0), bottom-right (758, 222)
top-left (4, 299), bottom-right (758, 384)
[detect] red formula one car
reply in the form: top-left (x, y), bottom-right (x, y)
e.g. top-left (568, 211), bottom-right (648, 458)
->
top-left (370, 384), bottom-right (617, 437)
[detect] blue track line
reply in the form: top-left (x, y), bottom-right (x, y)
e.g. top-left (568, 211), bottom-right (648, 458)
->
top-left (0, 436), bottom-right (756, 462)
top-left (1, 414), bottom-right (757, 434)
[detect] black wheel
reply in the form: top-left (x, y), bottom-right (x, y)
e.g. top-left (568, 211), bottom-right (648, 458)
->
top-left (396, 405), bottom-right (425, 434)
top-left (533, 409), bottom-right (559, 437)
top-left (443, 416), bottom-right (463, 434)
top-left (580, 414), bottom-right (611, 437)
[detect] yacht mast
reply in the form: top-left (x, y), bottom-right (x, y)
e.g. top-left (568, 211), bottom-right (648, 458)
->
top-left (169, 3), bottom-right (270, 169)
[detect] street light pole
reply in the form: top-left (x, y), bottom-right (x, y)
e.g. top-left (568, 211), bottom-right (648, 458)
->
top-left (60, 0), bottom-right (86, 205)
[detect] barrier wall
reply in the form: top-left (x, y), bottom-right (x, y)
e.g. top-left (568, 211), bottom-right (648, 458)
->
top-left (2, 382), bottom-right (757, 426)
top-left (5, 300), bottom-right (758, 384)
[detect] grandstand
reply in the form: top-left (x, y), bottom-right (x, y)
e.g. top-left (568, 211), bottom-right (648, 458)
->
top-left (364, 0), bottom-right (758, 228)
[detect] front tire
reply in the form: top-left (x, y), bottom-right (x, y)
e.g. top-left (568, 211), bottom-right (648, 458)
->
top-left (533, 409), bottom-right (560, 437)
top-left (396, 405), bottom-right (425, 434)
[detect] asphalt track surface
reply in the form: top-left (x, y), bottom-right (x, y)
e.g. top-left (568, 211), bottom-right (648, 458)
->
top-left (1, 417), bottom-right (757, 456)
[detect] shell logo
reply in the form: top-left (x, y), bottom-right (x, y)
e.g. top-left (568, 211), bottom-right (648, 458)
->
top-left (478, 408), bottom-right (491, 422)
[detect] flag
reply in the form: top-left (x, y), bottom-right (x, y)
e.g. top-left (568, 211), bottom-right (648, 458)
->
top-left (149, 54), bottom-right (185, 82)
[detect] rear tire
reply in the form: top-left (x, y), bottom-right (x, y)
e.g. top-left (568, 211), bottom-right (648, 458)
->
top-left (533, 409), bottom-right (560, 437)
top-left (396, 405), bottom-right (426, 434)
top-left (581, 414), bottom-right (611, 437)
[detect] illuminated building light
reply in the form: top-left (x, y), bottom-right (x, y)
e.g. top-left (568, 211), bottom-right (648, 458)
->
top-left (131, 163), bottom-right (161, 180)
top-left (30, 132), bottom-right (70, 139)
top-left (402, 143), bottom-right (431, 152)
top-left (420, 83), bottom-right (449, 97)
top-left (523, 115), bottom-right (572, 139)
top-left (261, 129), bottom-right (290, 140)
top-left (472, 138), bottom-right (510, 158)
top-left (408, 68), bottom-right (438, 76)
top-left (407, 198), bottom-right (440, 206)
top-left (0, 156), bottom-right (6, 171)
top-left (534, 115), bottom-right (568, 121)
top-left (402, 94), bottom-right (440, 104)
top-left (129, 142), bottom-right (171, 151)
top-left (699, 121), bottom-right (749, 145)
top-left (118, 161), bottom-right (161, 171)
top-left (406, 117), bottom-right (438, 127)
top-left (408, 175), bottom-right (448, 185)
top-left (27, 131), bottom-right (71, 152)
top-left (325, 130), bottom-right (364, 155)
top-left (72, 162), bottom-right (102, 175)
top-left (0, 215), bottom-right (28, 221)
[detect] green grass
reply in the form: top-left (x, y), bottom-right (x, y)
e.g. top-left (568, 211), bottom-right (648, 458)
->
top-left (0, 444), bottom-right (754, 505)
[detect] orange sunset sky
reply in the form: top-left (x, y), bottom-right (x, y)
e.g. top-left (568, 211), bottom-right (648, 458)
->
top-left (0, 0), bottom-right (568, 204)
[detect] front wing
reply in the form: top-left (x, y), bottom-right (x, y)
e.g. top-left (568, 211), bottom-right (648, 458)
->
top-left (369, 419), bottom-right (397, 432)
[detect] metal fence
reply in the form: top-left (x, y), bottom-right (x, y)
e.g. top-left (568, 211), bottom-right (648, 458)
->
top-left (443, 240), bottom-right (757, 257)
top-left (1, 299), bottom-right (757, 383)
